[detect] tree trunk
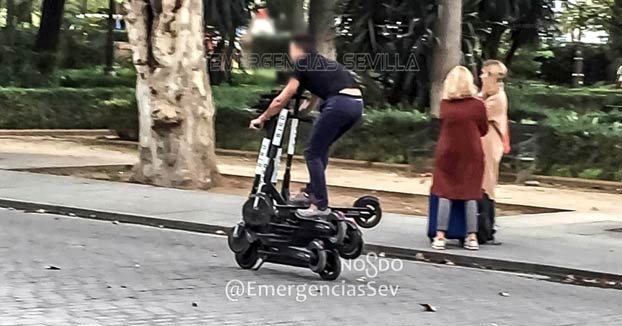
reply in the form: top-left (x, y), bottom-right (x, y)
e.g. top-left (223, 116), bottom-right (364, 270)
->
top-left (429, 0), bottom-right (462, 116)
top-left (104, 0), bottom-right (115, 74)
top-left (34, 0), bottom-right (65, 52)
top-left (290, 0), bottom-right (306, 33)
top-left (610, 0), bottom-right (622, 57)
top-left (483, 24), bottom-right (506, 60)
top-left (504, 36), bottom-right (521, 67)
top-left (266, 0), bottom-right (305, 32)
top-left (123, 0), bottom-right (219, 190)
top-left (309, 0), bottom-right (336, 59)
top-left (5, 0), bottom-right (16, 45)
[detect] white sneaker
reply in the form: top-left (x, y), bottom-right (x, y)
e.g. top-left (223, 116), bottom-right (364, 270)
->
top-left (296, 206), bottom-right (331, 218)
top-left (464, 238), bottom-right (479, 250)
top-left (431, 237), bottom-right (446, 250)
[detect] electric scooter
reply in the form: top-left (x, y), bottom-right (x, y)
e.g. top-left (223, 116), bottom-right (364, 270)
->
top-left (228, 90), bottom-right (380, 280)
top-left (249, 91), bottom-right (383, 229)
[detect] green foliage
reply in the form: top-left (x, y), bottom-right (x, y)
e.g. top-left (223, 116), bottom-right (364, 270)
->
top-left (336, 0), bottom-right (437, 106)
top-left (59, 68), bottom-right (136, 87)
top-left (539, 45), bottom-right (614, 85)
top-left (229, 69), bottom-right (278, 86)
top-left (0, 87), bottom-right (132, 129)
top-left (559, 0), bottom-right (613, 38)
top-left (1, 79), bottom-right (621, 180)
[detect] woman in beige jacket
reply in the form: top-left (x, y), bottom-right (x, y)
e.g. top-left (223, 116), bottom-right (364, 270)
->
top-left (479, 60), bottom-right (508, 205)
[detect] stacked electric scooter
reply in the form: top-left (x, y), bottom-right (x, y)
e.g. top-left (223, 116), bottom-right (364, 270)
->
top-left (228, 90), bottom-right (382, 280)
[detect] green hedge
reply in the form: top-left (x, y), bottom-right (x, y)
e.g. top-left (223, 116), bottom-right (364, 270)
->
top-left (507, 83), bottom-right (622, 119)
top-left (1, 85), bottom-right (621, 181)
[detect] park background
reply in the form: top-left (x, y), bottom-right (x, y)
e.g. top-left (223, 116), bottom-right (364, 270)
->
top-left (0, 0), bottom-right (621, 183)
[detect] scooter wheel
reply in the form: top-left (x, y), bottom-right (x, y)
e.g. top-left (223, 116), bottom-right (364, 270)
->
top-left (228, 223), bottom-right (250, 254)
top-left (352, 196), bottom-right (382, 228)
top-left (339, 223), bottom-right (364, 260)
top-left (319, 250), bottom-right (342, 281)
top-left (242, 194), bottom-right (273, 227)
top-left (326, 213), bottom-right (347, 246)
top-left (235, 243), bottom-right (259, 269)
top-left (308, 240), bottom-right (327, 273)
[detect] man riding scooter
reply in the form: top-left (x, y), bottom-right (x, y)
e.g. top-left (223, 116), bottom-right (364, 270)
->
top-left (249, 34), bottom-right (363, 217)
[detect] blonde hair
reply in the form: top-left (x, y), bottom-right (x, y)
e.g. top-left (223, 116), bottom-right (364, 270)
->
top-left (442, 66), bottom-right (478, 100)
top-left (483, 60), bottom-right (508, 81)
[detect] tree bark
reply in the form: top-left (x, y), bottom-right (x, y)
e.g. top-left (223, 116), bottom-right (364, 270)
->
top-left (34, 0), bottom-right (66, 52)
top-left (4, 0), bottom-right (16, 45)
top-left (309, 0), bottom-right (336, 59)
top-left (611, 0), bottom-right (622, 57)
top-left (266, 0), bottom-right (305, 32)
top-left (290, 0), bottom-right (306, 33)
top-left (430, 0), bottom-right (462, 116)
top-left (482, 24), bottom-right (506, 60)
top-left (124, 0), bottom-right (220, 190)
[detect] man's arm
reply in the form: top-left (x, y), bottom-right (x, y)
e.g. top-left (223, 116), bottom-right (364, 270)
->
top-left (249, 78), bottom-right (300, 129)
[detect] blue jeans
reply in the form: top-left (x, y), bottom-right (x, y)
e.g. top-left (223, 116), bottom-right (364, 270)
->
top-left (304, 95), bottom-right (363, 209)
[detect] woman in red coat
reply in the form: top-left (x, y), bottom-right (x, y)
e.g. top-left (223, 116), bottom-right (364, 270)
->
top-left (431, 66), bottom-right (489, 250)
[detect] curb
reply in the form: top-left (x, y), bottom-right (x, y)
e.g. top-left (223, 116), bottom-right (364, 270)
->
top-left (1, 197), bottom-right (620, 290)
top-left (0, 129), bottom-right (113, 137)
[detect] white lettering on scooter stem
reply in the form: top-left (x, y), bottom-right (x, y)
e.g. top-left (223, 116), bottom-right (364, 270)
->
top-left (272, 148), bottom-right (282, 184)
top-left (287, 119), bottom-right (298, 156)
top-left (272, 109), bottom-right (289, 146)
top-left (255, 138), bottom-right (271, 175)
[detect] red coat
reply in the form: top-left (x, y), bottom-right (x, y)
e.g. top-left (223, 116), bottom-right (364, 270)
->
top-left (431, 97), bottom-right (489, 200)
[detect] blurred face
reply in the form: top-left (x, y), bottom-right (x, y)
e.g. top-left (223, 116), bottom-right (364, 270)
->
top-left (480, 66), bottom-right (498, 87)
top-left (289, 42), bottom-right (305, 61)
top-left (480, 67), bottom-right (492, 81)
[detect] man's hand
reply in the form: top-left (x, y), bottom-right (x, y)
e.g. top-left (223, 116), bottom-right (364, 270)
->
top-left (249, 117), bottom-right (265, 130)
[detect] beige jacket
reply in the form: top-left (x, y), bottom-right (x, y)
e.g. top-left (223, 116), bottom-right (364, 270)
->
top-left (480, 88), bottom-right (508, 200)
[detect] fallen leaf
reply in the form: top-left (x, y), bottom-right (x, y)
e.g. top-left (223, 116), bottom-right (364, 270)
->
top-left (420, 303), bottom-right (436, 312)
top-left (45, 265), bottom-right (61, 270)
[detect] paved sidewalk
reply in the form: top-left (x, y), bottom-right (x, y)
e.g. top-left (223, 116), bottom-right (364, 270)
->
top-left (2, 135), bottom-right (621, 214)
top-left (1, 170), bottom-right (621, 276)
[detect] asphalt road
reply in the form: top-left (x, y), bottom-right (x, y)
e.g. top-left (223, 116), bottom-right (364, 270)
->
top-left (1, 208), bottom-right (621, 326)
